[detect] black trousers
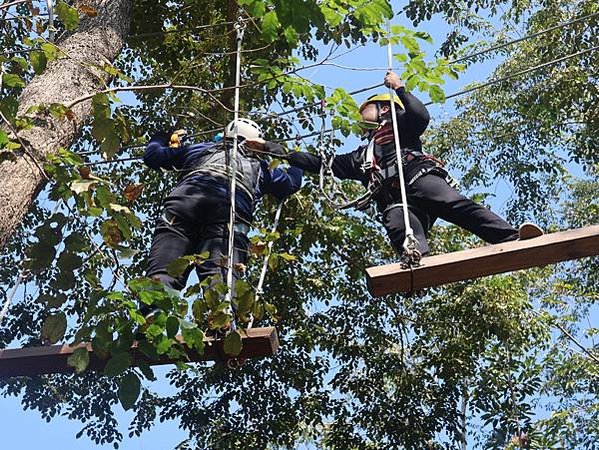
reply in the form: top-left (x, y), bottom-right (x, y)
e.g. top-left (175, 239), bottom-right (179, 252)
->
top-left (146, 210), bottom-right (249, 294)
top-left (381, 173), bottom-right (518, 256)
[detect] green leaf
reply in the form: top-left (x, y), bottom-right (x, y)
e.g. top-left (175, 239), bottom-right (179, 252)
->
top-left (0, 96), bottom-right (18, 123)
top-left (167, 257), bottom-right (192, 278)
top-left (166, 316), bottom-right (179, 339)
top-left (182, 327), bottom-right (205, 354)
top-left (278, 252), bottom-right (297, 262)
top-left (0, 130), bottom-right (9, 148)
top-left (241, 0), bottom-right (265, 17)
top-left (57, 252), bottom-right (83, 272)
top-left (25, 241), bottom-right (57, 272)
top-left (2, 74), bottom-right (26, 88)
top-left (429, 85), bottom-right (446, 103)
top-left (118, 372), bottom-right (141, 411)
top-left (112, 214), bottom-right (131, 241)
top-left (155, 335), bottom-right (172, 355)
top-left (100, 132), bottom-right (120, 158)
top-left (50, 271), bottom-right (76, 291)
top-left (56, 1), bottom-right (80, 31)
top-left (37, 293), bottom-right (68, 308)
top-left (261, 11), bottom-right (280, 42)
top-left (41, 43), bottom-right (61, 61)
top-left (104, 352), bottom-right (132, 377)
top-left (41, 312), bottom-right (67, 344)
top-left (100, 219), bottom-right (123, 247)
top-left (414, 31), bottom-right (433, 44)
top-left (67, 347), bottom-right (90, 374)
top-left (320, 5), bottom-right (343, 27)
top-left (283, 26), bottom-right (298, 46)
top-left (223, 330), bottom-right (242, 356)
top-left (208, 311), bottom-right (232, 329)
top-left (95, 184), bottom-right (113, 209)
top-left (48, 103), bottom-right (71, 119)
top-left (137, 340), bottom-right (158, 360)
top-left (136, 360), bottom-right (156, 381)
top-left (11, 56), bottom-right (28, 70)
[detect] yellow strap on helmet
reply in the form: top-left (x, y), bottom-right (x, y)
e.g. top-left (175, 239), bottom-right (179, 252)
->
top-left (359, 93), bottom-right (404, 112)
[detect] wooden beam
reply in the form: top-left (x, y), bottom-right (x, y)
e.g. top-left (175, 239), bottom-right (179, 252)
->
top-left (0, 326), bottom-right (279, 378)
top-left (366, 225), bottom-right (599, 297)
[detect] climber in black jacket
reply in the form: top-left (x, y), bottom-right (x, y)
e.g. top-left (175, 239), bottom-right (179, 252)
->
top-left (245, 71), bottom-right (542, 257)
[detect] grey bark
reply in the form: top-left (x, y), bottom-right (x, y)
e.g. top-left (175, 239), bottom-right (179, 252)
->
top-left (0, 0), bottom-right (132, 249)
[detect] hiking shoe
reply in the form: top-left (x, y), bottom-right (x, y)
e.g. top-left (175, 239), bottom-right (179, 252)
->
top-left (518, 223), bottom-right (544, 240)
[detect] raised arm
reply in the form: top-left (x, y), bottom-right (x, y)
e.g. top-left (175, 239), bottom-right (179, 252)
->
top-left (384, 70), bottom-right (430, 138)
top-left (397, 87), bottom-right (430, 137)
top-left (143, 131), bottom-right (185, 171)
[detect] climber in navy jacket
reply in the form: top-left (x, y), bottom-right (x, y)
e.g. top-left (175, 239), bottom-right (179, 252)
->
top-left (143, 118), bottom-right (303, 298)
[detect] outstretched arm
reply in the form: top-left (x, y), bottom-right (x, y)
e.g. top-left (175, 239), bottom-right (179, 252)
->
top-left (251, 140), bottom-right (363, 181)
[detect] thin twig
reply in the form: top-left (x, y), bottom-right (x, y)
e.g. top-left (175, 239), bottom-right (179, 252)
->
top-left (0, 109), bottom-right (50, 180)
top-left (0, 0), bottom-right (28, 11)
top-left (553, 318), bottom-right (599, 364)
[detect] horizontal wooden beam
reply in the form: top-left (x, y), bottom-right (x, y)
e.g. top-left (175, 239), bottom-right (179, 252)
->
top-left (0, 326), bottom-right (279, 378)
top-left (366, 225), bottom-right (599, 297)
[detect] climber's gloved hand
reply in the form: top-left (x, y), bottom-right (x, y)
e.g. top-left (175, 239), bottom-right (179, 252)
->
top-left (245, 138), bottom-right (288, 158)
top-left (169, 129), bottom-right (187, 148)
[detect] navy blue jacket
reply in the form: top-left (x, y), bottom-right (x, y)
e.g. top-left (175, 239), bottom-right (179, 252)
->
top-left (144, 133), bottom-right (303, 223)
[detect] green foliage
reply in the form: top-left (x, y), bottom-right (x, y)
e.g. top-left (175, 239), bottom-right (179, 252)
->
top-left (41, 312), bottom-right (67, 344)
top-left (55, 1), bottom-right (80, 31)
top-left (104, 352), bottom-right (133, 377)
top-left (118, 372), bottom-right (141, 410)
top-left (223, 330), bottom-right (243, 356)
top-left (67, 347), bottom-right (90, 374)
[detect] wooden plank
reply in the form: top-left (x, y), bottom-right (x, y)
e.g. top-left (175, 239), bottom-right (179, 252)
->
top-left (0, 326), bottom-right (279, 378)
top-left (366, 225), bottom-right (599, 297)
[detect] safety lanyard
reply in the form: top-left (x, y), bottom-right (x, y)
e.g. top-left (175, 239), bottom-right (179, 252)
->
top-left (386, 20), bottom-right (420, 265)
top-left (224, 16), bottom-right (246, 330)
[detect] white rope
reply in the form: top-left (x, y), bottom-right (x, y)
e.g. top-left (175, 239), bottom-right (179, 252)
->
top-left (0, 271), bottom-right (24, 326)
top-left (224, 17), bottom-right (245, 332)
top-left (46, 0), bottom-right (55, 42)
top-left (248, 200), bottom-right (285, 330)
top-left (386, 20), bottom-right (419, 259)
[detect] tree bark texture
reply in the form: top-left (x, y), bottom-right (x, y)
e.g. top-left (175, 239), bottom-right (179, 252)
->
top-left (0, 0), bottom-right (132, 249)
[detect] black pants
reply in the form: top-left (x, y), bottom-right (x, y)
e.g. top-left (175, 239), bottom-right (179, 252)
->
top-left (381, 173), bottom-right (518, 256)
top-left (146, 210), bottom-right (249, 294)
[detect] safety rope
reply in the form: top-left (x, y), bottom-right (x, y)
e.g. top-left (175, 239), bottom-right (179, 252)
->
top-left (248, 200), bottom-right (285, 330)
top-left (224, 16), bottom-right (246, 332)
top-left (46, 0), bottom-right (54, 42)
top-left (0, 269), bottom-right (25, 326)
top-left (316, 100), bottom-right (352, 209)
top-left (386, 20), bottom-right (421, 266)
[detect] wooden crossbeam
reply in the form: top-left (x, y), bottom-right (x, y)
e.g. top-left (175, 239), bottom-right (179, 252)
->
top-left (0, 326), bottom-right (279, 378)
top-left (366, 225), bottom-right (599, 297)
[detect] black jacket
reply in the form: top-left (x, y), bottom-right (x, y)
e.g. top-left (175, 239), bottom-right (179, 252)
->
top-left (286, 87), bottom-right (431, 189)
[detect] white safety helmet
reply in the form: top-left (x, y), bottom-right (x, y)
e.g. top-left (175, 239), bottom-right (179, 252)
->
top-left (224, 118), bottom-right (263, 141)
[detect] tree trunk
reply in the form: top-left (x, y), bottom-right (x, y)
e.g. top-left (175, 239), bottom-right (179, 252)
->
top-left (0, 0), bottom-right (132, 249)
